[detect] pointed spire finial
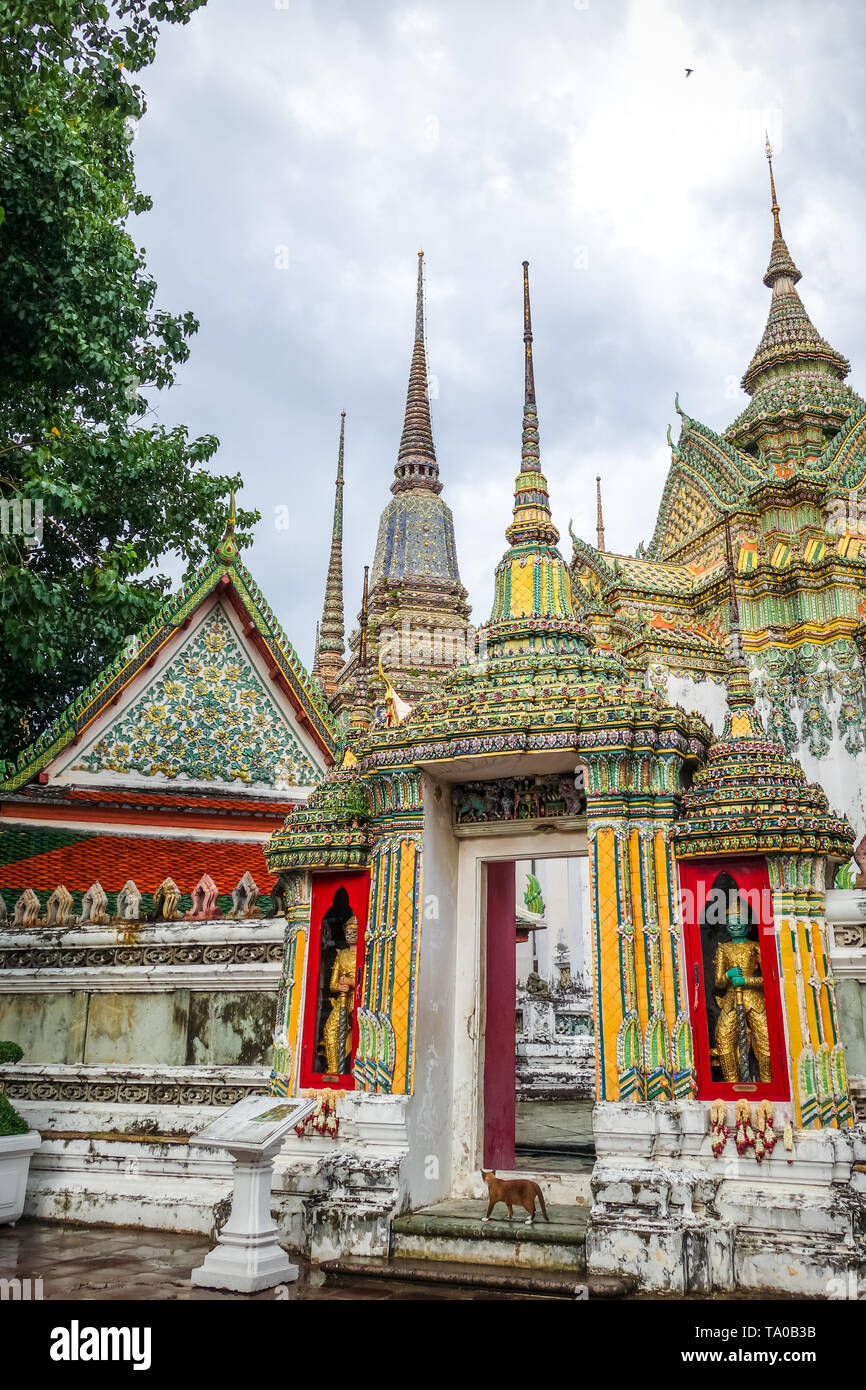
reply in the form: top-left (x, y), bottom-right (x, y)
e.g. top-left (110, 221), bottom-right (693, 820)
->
top-left (415, 251), bottom-right (424, 340)
top-left (765, 131), bottom-right (782, 239)
top-left (349, 564), bottom-right (372, 732)
top-left (487, 262), bottom-right (591, 657)
top-left (312, 413), bottom-right (347, 694)
top-left (505, 261), bottom-right (559, 547)
top-left (358, 564), bottom-right (370, 672)
top-left (759, 137), bottom-right (801, 289)
top-left (393, 252), bottom-right (441, 494)
top-left (595, 475), bottom-right (606, 552)
top-left (216, 488), bottom-right (240, 562)
top-left (523, 260), bottom-right (535, 407)
top-left (723, 515), bottom-right (750, 684)
top-left (736, 141), bottom-right (850, 406)
top-left (721, 515), bottom-right (763, 729)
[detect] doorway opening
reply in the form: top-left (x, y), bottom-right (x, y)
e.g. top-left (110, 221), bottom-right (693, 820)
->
top-left (483, 855), bottom-right (596, 1175)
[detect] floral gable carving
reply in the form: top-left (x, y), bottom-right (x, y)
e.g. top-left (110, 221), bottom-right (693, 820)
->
top-left (72, 608), bottom-right (320, 788)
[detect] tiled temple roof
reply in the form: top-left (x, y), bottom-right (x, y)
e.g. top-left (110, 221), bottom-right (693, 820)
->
top-left (0, 527), bottom-right (340, 793)
top-left (0, 786), bottom-right (293, 840)
top-left (645, 407), bottom-right (761, 560)
top-left (0, 826), bottom-right (276, 917)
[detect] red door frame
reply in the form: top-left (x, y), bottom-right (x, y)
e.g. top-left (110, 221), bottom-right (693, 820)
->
top-left (679, 857), bottom-right (789, 1102)
top-left (299, 869), bottom-right (370, 1091)
top-left (483, 860), bottom-right (516, 1168)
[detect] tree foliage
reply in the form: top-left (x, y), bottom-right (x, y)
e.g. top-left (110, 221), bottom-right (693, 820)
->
top-left (0, 1), bottom-right (258, 760)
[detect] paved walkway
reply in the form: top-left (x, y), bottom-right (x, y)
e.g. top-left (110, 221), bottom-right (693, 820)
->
top-left (515, 1098), bottom-right (595, 1171)
top-left (0, 1220), bottom-right (538, 1300)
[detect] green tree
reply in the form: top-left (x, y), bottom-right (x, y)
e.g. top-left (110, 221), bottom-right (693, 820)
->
top-left (0, 1), bottom-right (258, 761)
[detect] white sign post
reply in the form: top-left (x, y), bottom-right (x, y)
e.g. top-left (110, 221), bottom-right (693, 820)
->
top-left (190, 1093), bottom-right (316, 1294)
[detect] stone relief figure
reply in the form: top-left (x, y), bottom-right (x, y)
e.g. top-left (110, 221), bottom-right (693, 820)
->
top-left (320, 912), bottom-right (358, 1074)
top-left (712, 901), bottom-right (771, 1084)
top-left (453, 774), bottom-right (585, 825)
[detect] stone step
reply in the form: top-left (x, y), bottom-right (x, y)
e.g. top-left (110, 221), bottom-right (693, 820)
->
top-left (320, 1253), bottom-right (633, 1298)
top-left (391, 1200), bottom-right (588, 1271)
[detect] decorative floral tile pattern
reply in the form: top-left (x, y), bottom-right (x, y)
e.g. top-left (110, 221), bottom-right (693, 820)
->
top-left (73, 609), bottom-right (319, 788)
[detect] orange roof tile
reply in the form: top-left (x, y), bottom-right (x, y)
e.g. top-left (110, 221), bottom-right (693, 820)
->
top-left (1, 834), bottom-right (275, 895)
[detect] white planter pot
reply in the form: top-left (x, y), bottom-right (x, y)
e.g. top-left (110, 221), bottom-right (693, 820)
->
top-left (0, 1130), bottom-right (41, 1226)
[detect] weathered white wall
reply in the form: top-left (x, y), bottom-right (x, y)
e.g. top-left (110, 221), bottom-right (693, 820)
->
top-left (401, 773), bottom-right (460, 1209)
top-left (515, 856), bottom-right (590, 988)
top-left (664, 672), bottom-right (728, 733)
top-left (771, 692), bottom-right (866, 840)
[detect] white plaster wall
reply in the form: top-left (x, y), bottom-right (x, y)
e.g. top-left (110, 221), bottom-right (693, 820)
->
top-left (571, 856), bottom-right (592, 989)
top-left (664, 672), bottom-right (728, 733)
top-left (757, 690), bottom-right (866, 840)
top-left (401, 774), bottom-right (460, 1209)
top-left (515, 857), bottom-right (590, 989)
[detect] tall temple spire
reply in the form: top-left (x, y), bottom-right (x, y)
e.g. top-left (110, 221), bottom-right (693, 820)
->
top-left (349, 565), bottom-right (372, 732)
top-left (392, 251), bottom-right (441, 495)
top-left (738, 141), bottom-right (851, 404)
top-left (595, 476), bottom-right (606, 552)
top-left (523, 256), bottom-right (536, 407)
top-left (487, 262), bottom-right (591, 657)
top-left (505, 262), bottom-right (560, 548)
top-left (334, 249), bottom-right (470, 715)
top-left (312, 412), bottom-right (346, 696)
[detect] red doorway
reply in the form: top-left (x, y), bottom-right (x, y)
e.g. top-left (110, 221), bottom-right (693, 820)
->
top-left (679, 857), bottom-right (789, 1102)
top-left (483, 860), bottom-right (516, 1167)
top-left (299, 869), bottom-right (370, 1090)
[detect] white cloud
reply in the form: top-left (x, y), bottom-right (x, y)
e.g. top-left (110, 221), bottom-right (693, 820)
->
top-left (135, 0), bottom-right (866, 666)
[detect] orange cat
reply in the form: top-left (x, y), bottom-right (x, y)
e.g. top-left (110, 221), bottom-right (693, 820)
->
top-left (480, 1170), bottom-right (549, 1225)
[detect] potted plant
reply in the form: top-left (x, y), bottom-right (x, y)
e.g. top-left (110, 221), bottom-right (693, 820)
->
top-left (0, 1041), bottom-right (41, 1227)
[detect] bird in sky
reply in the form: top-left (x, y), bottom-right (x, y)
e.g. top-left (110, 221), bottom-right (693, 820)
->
top-left (685, 67), bottom-right (694, 77)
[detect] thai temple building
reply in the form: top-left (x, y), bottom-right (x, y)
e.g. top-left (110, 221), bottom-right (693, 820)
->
top-left (330, 252), bottom-right (473, 718)
top-left (2, 151), bottom-right (866, 1293)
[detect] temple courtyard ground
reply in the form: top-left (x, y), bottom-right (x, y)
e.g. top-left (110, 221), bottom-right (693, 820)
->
top-left (0, 1219), bottom-right (804, 1302)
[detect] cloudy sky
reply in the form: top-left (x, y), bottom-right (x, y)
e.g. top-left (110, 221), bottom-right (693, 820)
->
top-left (134, 0), bottom-right (866, 667)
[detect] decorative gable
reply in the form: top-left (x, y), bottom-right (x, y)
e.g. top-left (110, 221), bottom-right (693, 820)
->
top-left (650, 471), bottom-right (718, 558)
top-left (0, 540), bottom-right (339, 794)
top-left (66, 605), bottom-right (321, 793)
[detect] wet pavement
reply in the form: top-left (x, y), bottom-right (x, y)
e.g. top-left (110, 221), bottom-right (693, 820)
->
top-left (0, 1219), bottom-right (540, 1300)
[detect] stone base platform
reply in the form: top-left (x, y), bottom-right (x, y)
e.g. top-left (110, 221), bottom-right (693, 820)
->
top-left (586, 1100), bottom-right (866, 1298)
top-left (323, 1252), bottom-right (632, 1298)
top-left (391, 1199), bottom-right (588, 1271)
